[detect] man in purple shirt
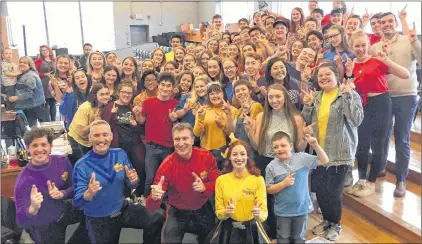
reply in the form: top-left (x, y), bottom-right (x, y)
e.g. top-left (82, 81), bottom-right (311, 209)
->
top-left (14, 127), bottom-right (90, 243)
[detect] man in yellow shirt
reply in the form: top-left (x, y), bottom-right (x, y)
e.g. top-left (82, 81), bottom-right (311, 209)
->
top-left (165, 35), bottom-right (182, 61)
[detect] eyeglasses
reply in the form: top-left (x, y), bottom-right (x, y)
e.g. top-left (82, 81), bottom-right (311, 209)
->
top-left (327, 33), bottom-right (341, 40)
top-left (145, 78), bottom-right (157, 83)
top-left (120, 91), bottom-right (133, 95)
top-left (223, 66), bottom-right (235, 71)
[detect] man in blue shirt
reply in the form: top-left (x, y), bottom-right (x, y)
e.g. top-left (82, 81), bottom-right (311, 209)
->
top-left (73, 120), bottom-right (164, 243)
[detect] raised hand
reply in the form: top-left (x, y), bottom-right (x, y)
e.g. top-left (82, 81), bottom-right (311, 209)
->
top-left (375, 51), bottom-right (388, 62)
top-left (222, 100), bottom-right (232, 115)
top-left (111, 102), bottom-right (118, 113)
top-left (381, 39), bottom-right (391, 54)
top-left (132, 105), bottom-right (142, 115)
top-left (334, 51), bottom-right (343, 67)
top-left (398, 4), bottom-right (408, 21)
top-left (196, 103), bottom-right (206, 119)
top-left (252, 199), bottom-right (262, 219)
top-left (224, 198), bottom-right (235, 218)
top-left (85, 173), bottom-right (102, 200)
top-left (283, 173), bottom-right (295, 187)
top-left (345, 57), bottom-right (354, 76)
top-left (303, 122), bottom-right (317, 136)
top-left (215, 112), bottom-right (225, 128)
top-left (304, 134), bottom-right (318, 147)
top-left (47, 180), bottom-right (64, 200)
top-left (409, 22), bottom-right (417, 44)
top-left (125, 165), bottom-right (139, 185)
top-left (169, 108), bottom-right (178, 122)
top-left (151, 176), bottom-right (165, 201)
top-left (29, 185), bottom-right (43, 215)
top-left (301, 89), bottom-right (315, 106)
top-left (258, 86), bottom-right (267, 97)
top-left (243, 113), bottom-right (254, 132)
top-left (192, 172), bottom-right (206, 193)
top-left (340, 77), bottom-right (356, 94)
top-left (301, 66), bottom-right (312, 82)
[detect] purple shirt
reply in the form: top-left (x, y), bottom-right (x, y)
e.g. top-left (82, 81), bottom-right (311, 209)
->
top-left (14, 156), bottom-right (73, 229)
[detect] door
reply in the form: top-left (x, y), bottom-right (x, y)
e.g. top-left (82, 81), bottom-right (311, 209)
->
top-left (130, 25), bottom-right (148, 46)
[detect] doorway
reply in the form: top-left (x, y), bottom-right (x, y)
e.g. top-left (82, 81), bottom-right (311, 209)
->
top-left (130, 25), bottom-right (149, 46)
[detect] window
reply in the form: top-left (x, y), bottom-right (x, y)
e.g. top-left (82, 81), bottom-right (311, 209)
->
top-left (44, 2), bottom-right (82, 54)
top-left (218, 2), bottom-right (255, 24)
top-left (391, 2), bottom-right (421, 33)
top-left (7, 2), bottom-right (47, 57)
top-left (80, 2), bottom-right (115, 53)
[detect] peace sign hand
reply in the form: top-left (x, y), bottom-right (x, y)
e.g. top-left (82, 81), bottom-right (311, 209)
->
top-left (243, 113), bottom-right (254, 132)
top-left (47, 180), bottom-right (64, 200)
top-left (222, 100), bottom-right (232, 115)
top-left (345, 57), bottom-right (354, 76)
top-left (301, 66), bottom-right (312, 82)
top-left (224, 198), bottom-right (236, 218)
top-left (215, 112), bottom-right (225, 128)
top-left (398, 4), bottom-right (408, 21)
top-left (303, 122), bottom-right (317, 136)
top-left (409, 22), bottom-right (417, 44)
top-left (192, 172), bottom-right (205, 193)
top-left (304, 134), bottom-right (318, 147)
top-left (340, 78), bottom-right (356, 94)
top-left (301, 89), bottom-right (315, 106)
top-left (196, 103), bottom-right (206, 119)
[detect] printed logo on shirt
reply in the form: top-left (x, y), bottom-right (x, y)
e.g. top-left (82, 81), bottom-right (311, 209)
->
top-left (242, 188), bottom-right (254, 196)
top-left (61, 171), bottom-right (68, 181)
top-left (200, 171), bottom-right (208, 181)
top-left (117, 112), bottom-right (133, 125)
top-left (114, 163), bottom-right (123, 172)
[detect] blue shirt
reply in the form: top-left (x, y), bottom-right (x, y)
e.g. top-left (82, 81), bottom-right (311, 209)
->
top-left (322, 50), bottom-right (355, 67)
top-left (73, 148), bottom-right (139, 217)
top-left (176, 94), bottom-right (205, 126)
top-left (265, 152), bottom-right (318, 217)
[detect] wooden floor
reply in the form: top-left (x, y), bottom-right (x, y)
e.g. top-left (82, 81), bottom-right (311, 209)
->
top-left (307, 208), bottom-right (403, 243)
top-left (344, 170), bottom-right (421, 243)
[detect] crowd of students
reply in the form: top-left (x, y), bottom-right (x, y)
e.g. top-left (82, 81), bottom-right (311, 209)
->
top-left (2, 0), bottom-right (421, 243)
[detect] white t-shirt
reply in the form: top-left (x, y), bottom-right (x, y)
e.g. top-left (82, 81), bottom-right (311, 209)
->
top-left (1, 61), bottom-right (18, 86)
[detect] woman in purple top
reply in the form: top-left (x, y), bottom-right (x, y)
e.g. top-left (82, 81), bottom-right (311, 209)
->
top-left (14, 127), bottom-right (90, 244)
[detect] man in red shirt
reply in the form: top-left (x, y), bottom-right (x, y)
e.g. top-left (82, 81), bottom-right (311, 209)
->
top-left (135, 72), bottom-right (178, 197)
top-left (367, 13), bottom-right (383, 45)
top-left (146, 123), bottom-right (220, 244)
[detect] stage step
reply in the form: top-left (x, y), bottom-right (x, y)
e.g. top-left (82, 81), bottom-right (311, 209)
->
top-left (343, 170), bottom-right (421, 243)
top-left (307, 207), bottom-right (404, 243)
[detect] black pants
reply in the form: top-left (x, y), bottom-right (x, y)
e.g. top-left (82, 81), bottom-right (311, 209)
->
top-left (85, 201), bottom-right (164, 244)
top-left (28, 201), bottom-right (90, 244)
top-left (121, 142), bottom-right (146, 196)
top-left (356, 93), bottom-right (392, 182)
top-left (3, 85), bottom-right (15, 111)
top-left (68, 135), bottom-right (91, 166)
top-left (22, 104), bottom-right (49, 127)
top-left (45, 97), bottom-right (57, 121)
top-left (162, 202), bottom-right (215, 244)
top-left (254, 154), bottom-right (276, 240)
top-left (312, 165), bottom-right (349, 224)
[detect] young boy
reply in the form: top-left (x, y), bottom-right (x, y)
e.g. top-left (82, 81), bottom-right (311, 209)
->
top-left (135, 72), bottom-right (178, 197)
top-left (1, 48), bottom-right (20, 112)
top-left (266, 131), bottom-right (329, 243)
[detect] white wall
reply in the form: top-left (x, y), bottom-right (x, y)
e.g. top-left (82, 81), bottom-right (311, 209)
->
top-left (197, 2), bottom-right (216, 24)
top-left (113, 2), bottom-right (199, 49)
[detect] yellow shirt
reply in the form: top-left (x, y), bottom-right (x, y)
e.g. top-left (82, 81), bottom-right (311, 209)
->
top-left (193, 105), bottom-right (238, 150)
top-left (165, 51), bottom-right (175, 62)
top-left (215, 171), bottom-right (268, 222)
top-left (133, 91), bottom-right (156, 107)
top-left (238, 102), bottom-right (263, 119)
top-left (317, 87), bottom-right (339, 149)
top-left (68, 101), bottom-right (99, 147)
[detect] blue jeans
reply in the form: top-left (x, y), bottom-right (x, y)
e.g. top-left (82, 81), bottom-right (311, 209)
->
top-left (144, 142), bottom-right (173, 197)
top-left (276, 214), bottom-right (308, 243)
top-left (382, 95), bottom-right (418, 182)
top-left (357, 93), bottom-right (392, 182)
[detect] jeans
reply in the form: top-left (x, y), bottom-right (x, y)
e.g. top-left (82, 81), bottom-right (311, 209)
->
top-left (85, 201), bottom-right (164, 244)
top-left (68, 135), bottom-right (91, 166)
top-left (45, 97), bottom-right (57, 121)
top-left (144, 142), bottom-right (173, 196)
top-left (356, 93), bottom-right (392, 182)
top-left (162, 202), bottom-right (215, 244)
top-left (312, 165), bottom-right (349, 224)
top-left (28, 201), bottom-right (90, 244)
top-left (382, 95), bottom-right (418, 182)
top-left (3, 85), bottom-right (15, 111)
top-left (22, 104), bottom-right (49, 127)
top-left (276, 214), bottom-right (308, 244)
top-left (121, 142), bottom-right (146, 196)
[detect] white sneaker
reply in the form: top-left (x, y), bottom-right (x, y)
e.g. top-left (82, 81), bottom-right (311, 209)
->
top-left (326, 223), bottom-right (342, 241)
top-left (312, 220), bottom-right (330, 235)
top-left (346, 180), bottom-right (364, 195)
top-left (354, 182), bottom-right (376, 197)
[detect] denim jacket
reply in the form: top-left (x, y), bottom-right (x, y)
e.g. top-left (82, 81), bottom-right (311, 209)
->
top-left (15, 70), bottom-right (45, 109)
top-left (301, 89), bottom-right (363, 167)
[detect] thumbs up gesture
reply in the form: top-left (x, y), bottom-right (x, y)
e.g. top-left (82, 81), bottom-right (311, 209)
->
top-left (192, 172), bottom-right (205, 193)
top-left (252, 199), bottom-right (262, 219)
top-left (283, 173), bottom-right (295, 187)
top-left (47, 180), bottom-right (64, 200)
top-left (224, 198), bottom-right (236, 218)
top-left (29, 185), bottom-right (43, 215)
top-left (111, 102), bottom-right (118, 113)
top-left (151, 176), bottom-right (165, 201)
top-left (169, 108), bottom-right (178, 122)
top-left (85, 173), bottom-right (102, 201)
top-left (125, 165), bottom-right (139, 185)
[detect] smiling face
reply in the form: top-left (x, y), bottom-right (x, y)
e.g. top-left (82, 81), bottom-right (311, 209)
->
top-left (74, 71), bottom-right (88, 90)
top-left (104, 69), bottom-right (118, 86)
top-left (96, 87), bottom-right (111, 106)
top-left (207, 60), bottom-right (220, 79)
top-left (249, 30), bottom-right (261, 44)
top-left (327, 28), bottom-right (342, 47)
top-left (40, 47), bottom-right (50, 58)
top-left (193, 67), bottom-right (205, 78)
top-left (194, 79), bottom-right (207, 97)
top-left (307, 34), bottom-right (323, 52)
top-left (223, 60), bottom-right (237, 79)
top-left (142, 60), bottom-right (154, 71)
top-left (228, 44), bottom-right (239, 59)
top-left (122, 58), bottom-right (135, 76)
top-left (317, 66), bottom-right (338, 91)
top-left (242, 45), bottom-right (255, 57)
top-left (351, 35), bottom-right (368, 60)
top-left (27, 137), bottom-right (52, 165)
top-left (195, 46), bottom-right (206, 58)
top-left (183, 55), bottom-right (196, 70)
top-left (200, 53), bottom-right (210, 69)
top-left (175, 48), bottom-right (185, 62)
top-left (370, 17), bottom-right (382, 36)
top-left (57, 57), bottom-right (70, 74)
top-left (253, 13), bottom-right (262, 25)
top-left (244, 56), bottom-right (260, 77)
top-left (265, 18), bottom-right (275, 32)
top-left (297, 48), bottom-right (316, 68)
top-left (331, 13), bottom-right (342, 25)
top-left (308, 1), bottom-right (318, 12)
top-left (234, 84), bottom-right (251, 103)
top-left (209, 90), bottom-right (224, 106)
top-left (179, 74), bottom-right (193, 92)
top-left (144, 74), bottom-right (158, 92)
top-left (346, 17), bottom-right (360, 35)
top-left (90, 53), bottom-right (104, 70)
top-left (207, 40), bottom-right (218, 53)
top-left (230, 144), bottom-right (248, 171)
top-left (173, 128), bottom-right (194, 159)
top-left (89, 123), bottom-right (113, 155)
top-left (158, 80), bottom-right (174, 98)
top-left (291, 41), bottom-right (304, 57)
top-left (106, 53), bottom-right (116, 65)
top-left (270, 61), bottom-right (287, 81)
top-left (267, 88), bottom-right (285, 111)
top-left (274, 24), bottom-right (288, 39)
top-left (380, 14), bottom-right (397, 36)
top-left (18, 58), bottom-right (30, 72)
top-left (305, 20), bottom-right (317, 34)
top-left (118, 85), bottom-right (134, 105)
top-left (219, 41), bottom-right (228, 55)
top-left (272, 138), bottom-right (293, 160)
top-left (291, 9), bottom-right (302, 23)
top-left (152, 50), bottom-right (164, 65)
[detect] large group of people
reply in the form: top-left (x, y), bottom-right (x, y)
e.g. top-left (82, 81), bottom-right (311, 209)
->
top-left (2, 0), bottom-right (421, 243)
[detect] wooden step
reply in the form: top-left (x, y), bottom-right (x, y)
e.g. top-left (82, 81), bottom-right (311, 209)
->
top-left (343, 170), bottom-right (421, 243)
top-left (384, 138), bottom-right (421, 185)
top-left (307, 207), bottom-right (404, 243)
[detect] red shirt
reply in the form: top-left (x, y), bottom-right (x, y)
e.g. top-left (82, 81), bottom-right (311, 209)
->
top-left (321, 14), bottom-right (332, 27)
top-left (146, 147), bottom-right (220, 211)
top-left (353, 58), bottom-right (389, 106)
top-left (367, 33), bottom-right (382, 46)
top-left (142, 97), bottom-right (178, 148)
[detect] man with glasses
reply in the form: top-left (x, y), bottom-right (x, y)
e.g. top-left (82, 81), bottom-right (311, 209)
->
top-left (146, 122), bottom-right (219, 244)
top-left (72, 120), bottom-right (164, 243)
